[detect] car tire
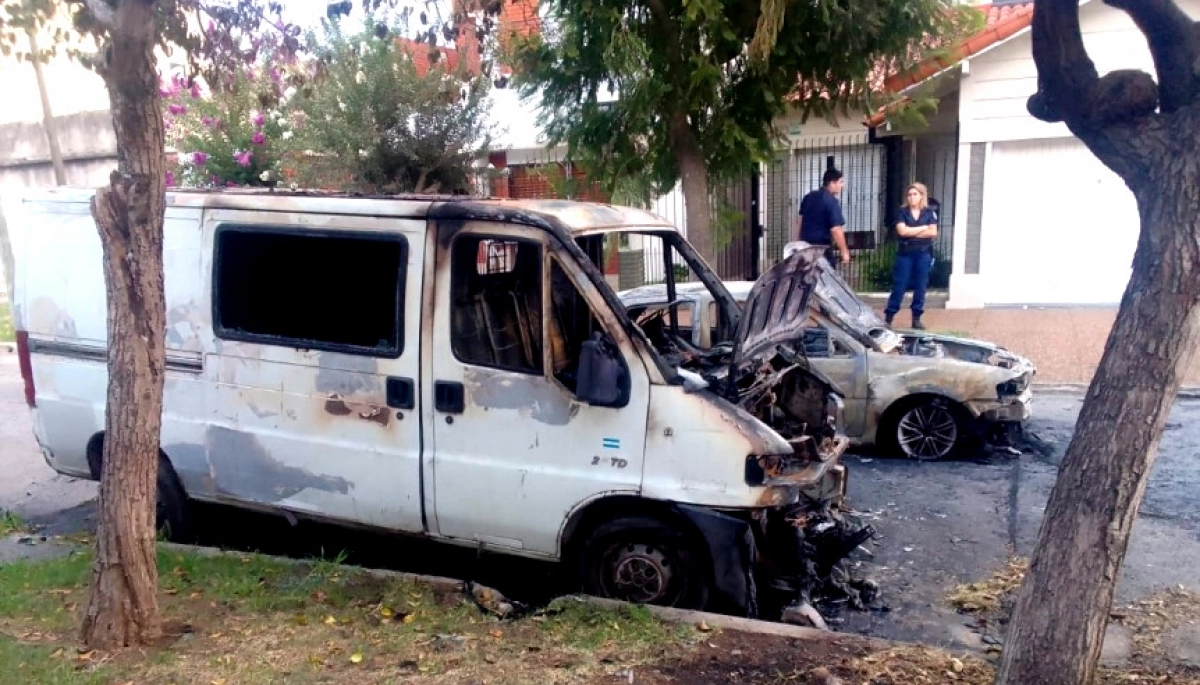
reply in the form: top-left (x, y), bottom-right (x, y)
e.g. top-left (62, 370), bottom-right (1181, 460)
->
top-left (156, 458), bottom-right (196, 543)
top-left (579, 516), bottom-right (710, 610)
top-left (882, 396), bottom-right (966, 461)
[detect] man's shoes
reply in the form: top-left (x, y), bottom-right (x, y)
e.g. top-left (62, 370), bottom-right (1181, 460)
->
top-left (885, 313), bottom-right (894, 327)
top-left (912, 317), bottom-right (926, 330)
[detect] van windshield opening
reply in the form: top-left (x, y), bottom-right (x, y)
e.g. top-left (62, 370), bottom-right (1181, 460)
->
top-left (575, 230), bottom-right (738, 362)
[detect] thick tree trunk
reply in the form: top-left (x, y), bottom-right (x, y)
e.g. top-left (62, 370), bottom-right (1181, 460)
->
top-left (80, 0), bottom-right (167, 650)
top-left (28, 30), bottom-right (68, 186)
top-left (670, 113), bottom-right (714, 264)
top-left (996, 124), bottom-right (1200, 684)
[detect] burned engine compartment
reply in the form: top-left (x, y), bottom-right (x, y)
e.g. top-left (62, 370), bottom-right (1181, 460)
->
top-left (631, 303), bottom-right (880, 625)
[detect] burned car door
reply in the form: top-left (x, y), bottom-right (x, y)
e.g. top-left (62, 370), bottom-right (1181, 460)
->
top-left (427, 223), bottom-right (651, 556)
top-left (802, 315), bottom-right (870, 438)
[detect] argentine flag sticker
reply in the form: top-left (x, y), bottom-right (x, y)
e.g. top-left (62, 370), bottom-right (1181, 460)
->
top-left (602, 437), bottom-right (620, 450)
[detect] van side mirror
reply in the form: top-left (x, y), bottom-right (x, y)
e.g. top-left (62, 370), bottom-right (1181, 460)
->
top-left (576, 332), bottom-right (630, 408)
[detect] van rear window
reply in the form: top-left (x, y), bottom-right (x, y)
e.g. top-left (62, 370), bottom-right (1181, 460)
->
top-left (214, 227), bottom-right (406, 357)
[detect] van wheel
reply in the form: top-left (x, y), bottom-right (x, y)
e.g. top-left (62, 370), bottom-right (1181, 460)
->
top-left (881, 396), bottom-right (966, 461)
top-left (156, 459), bottom-right (195, 543)
top-left (580, 517), bottom-right (709, 610)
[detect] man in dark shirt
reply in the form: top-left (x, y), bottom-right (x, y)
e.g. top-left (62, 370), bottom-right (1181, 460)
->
top-left (797, 168), bottom-right (850, 268)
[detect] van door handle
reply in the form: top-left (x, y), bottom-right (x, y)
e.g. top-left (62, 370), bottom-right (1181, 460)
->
top-left (386, 377), bottom-right (415, 410)
top-left (434, 381), bottom-right (465, 414)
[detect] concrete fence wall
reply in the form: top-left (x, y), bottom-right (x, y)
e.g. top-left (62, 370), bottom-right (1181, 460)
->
top-left (0, 110), bottom-right (117, 191)
top-left (0, 110), bottom-right (117, 299)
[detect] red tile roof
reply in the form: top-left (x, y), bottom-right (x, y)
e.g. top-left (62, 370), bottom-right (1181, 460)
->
top-left (866, 2), bottom-right (1033, 126)
top-left (397, 0), bottom-right (541, 79)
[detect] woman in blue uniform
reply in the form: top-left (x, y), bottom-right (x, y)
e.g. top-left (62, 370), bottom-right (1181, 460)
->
top-left (884, 182), bottom-right (938, 330)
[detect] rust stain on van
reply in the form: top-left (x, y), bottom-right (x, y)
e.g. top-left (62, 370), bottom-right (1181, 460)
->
top-left (324, 394), bottom-right (390, 427)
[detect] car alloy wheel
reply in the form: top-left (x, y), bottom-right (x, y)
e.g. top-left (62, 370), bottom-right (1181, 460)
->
top-left (896, 402), bottom-right (959, 460)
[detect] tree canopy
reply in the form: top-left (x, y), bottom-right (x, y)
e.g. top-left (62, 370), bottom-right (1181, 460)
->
top-left (511, 0), bottom-right (978, 253)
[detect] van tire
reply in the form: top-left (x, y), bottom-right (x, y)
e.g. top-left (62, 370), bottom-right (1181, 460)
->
top-left (156, 459), bottom-right (196, 543)
top-left (580, 516), bottom-right (710, 610)
top-left (91, 437), bottom-right (196, 542)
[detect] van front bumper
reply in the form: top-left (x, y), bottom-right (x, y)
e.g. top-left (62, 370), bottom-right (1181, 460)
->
top-left (679, 440), bottom-right (870, 620)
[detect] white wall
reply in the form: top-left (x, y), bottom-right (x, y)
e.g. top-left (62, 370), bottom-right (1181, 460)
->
top-left (958, 0), bottom-right (1200, 143)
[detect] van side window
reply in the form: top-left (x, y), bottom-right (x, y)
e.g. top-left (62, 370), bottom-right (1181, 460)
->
top-left (214, 227), bottom-right (406, 356)
top-left (549, 258), bottom-right (605, 393)
top-left (450, 235), bottom-right (543, 374)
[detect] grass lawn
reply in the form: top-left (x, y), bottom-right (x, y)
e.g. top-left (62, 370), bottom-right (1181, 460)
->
top-left (0, 546), bottom-right (1195, 685)
top-left (0, 301), bottom-right (13, 343)
top-left (0, 547), bottom-right (703, 685)
top-left (0, 510), bottom-right (25, 537)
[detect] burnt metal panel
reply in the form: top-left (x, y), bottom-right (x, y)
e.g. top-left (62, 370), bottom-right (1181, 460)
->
top-left (730, 244), bottom-right (822, 367)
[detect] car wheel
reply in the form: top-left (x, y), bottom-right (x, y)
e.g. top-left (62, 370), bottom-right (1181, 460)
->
top-left (580, 516), bottom-right (709, 610)
top-left (156, 459), bottom-right (196, 542)
top-left (890, 398), bottom-right (964, 461)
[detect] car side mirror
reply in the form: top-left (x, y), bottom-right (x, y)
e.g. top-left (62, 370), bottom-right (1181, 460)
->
top-left (576, 332), bottom-right (630, 408)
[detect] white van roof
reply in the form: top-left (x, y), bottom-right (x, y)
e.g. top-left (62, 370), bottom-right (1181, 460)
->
top-left (20, 187), bottom-right (679, 237)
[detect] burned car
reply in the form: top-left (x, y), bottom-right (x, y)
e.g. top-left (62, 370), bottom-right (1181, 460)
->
top-left (620, 242), bottom-right (1035, 460)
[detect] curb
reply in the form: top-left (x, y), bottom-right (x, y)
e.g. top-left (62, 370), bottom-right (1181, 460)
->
top-left (1033, 382), bottom-right (1200, 400)
top-left (159, 542), bottom-right (895, 648)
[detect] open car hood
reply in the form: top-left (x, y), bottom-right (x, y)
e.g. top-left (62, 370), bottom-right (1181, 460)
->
top-left (730, 244), bottom-right (825, 368)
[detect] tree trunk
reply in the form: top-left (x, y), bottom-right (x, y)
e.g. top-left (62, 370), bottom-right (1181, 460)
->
top-left (80, 0), bottom-right (167, 650)
top-left (670, 112), bottom-right (714, 264)
top-left (27, 29), bottom-right (68, 186)
top-left (995, 125), bottom-right (1200, 684)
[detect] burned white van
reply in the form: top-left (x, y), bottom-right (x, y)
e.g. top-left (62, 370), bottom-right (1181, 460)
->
top-left (11, 188), bottom-right (872, 620)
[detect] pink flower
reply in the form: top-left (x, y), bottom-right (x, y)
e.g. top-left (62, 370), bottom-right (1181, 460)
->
top-left (168, 103), bottom-right (187, 116)
top-left (190, 82), bottom-right (201, 99)
top-left (269, 67), bottom-right (281, 83)
top-left (252, 131), bottom-right (266, 145)
top-left (252, 112), bottom-right (265, 128)
top-left (192, 151), bottom-right (209, 166)
top-left (202, 116), bottom-right (215, 128)
top-left (234, 150), bottom-right (253, 167)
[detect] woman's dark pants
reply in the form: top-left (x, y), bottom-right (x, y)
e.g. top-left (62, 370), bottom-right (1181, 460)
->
top-left (885, 249), bottom-right (933, 319)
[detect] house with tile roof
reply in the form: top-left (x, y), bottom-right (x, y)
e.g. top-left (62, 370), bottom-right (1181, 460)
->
top-left (763, 0), bottom-right (1195, 307)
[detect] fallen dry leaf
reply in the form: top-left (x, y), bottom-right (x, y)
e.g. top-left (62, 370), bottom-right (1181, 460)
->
top-left (697, 620), bottom-right (712, 632)
top-left (350, 652), bottom-right (364, 664)
top-left (324, 615), bottom-right (337, 626)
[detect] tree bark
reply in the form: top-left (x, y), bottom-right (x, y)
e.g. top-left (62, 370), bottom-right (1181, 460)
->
top-left (996, 117), bottom-right (1200, 684)
top-left (80, 0), bottom-right (167, 650)
top-left (28, 29), bottom-right (69, 186)
top-left (670, 112), bottom-right (714, 264)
